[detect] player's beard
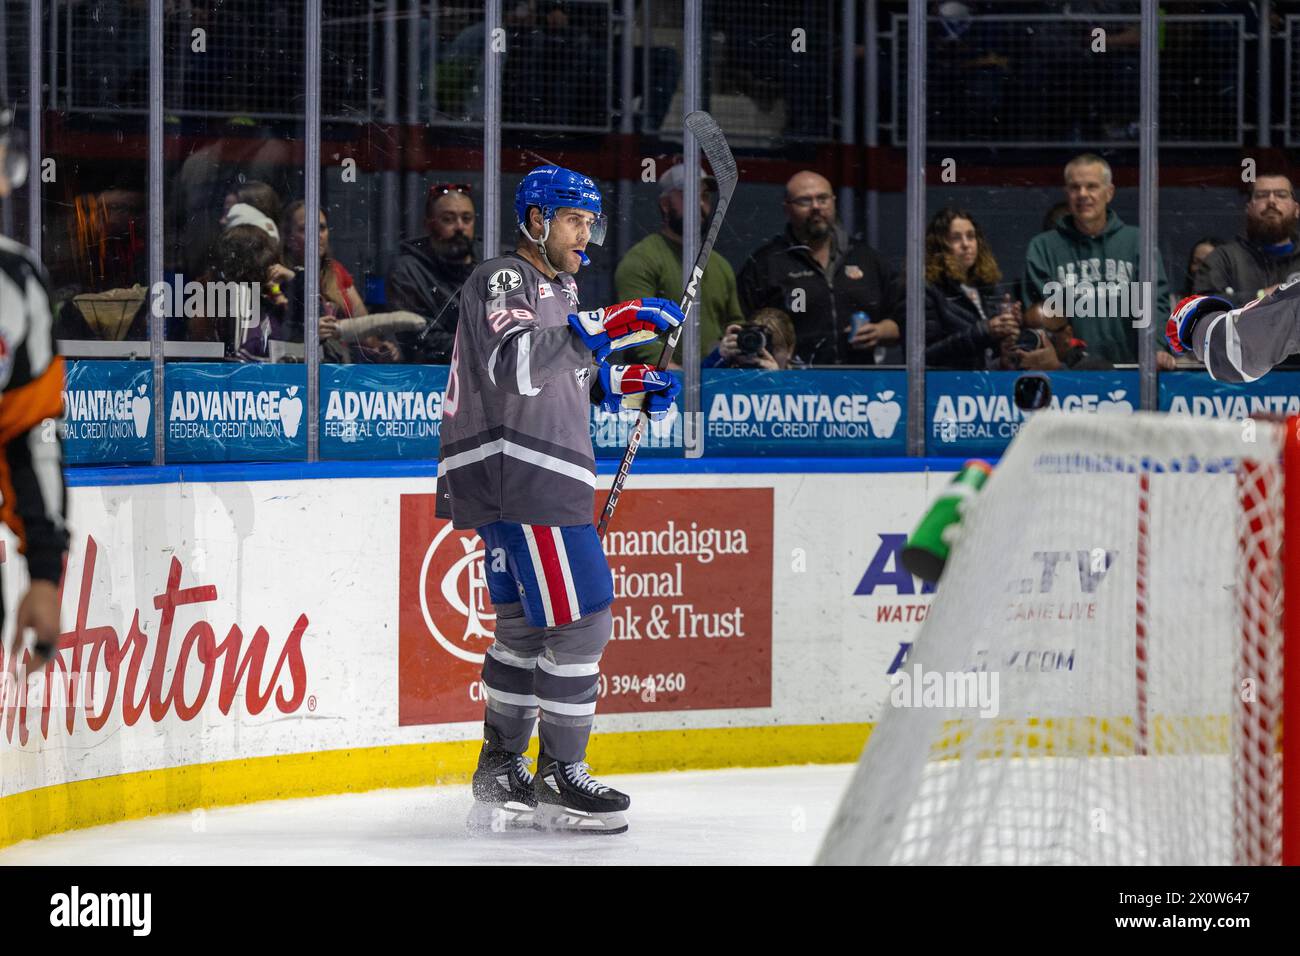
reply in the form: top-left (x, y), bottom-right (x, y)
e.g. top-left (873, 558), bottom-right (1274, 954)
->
top-left (542, 233), bottom-right (579, 273)
top-left (1247, 209), bottom-right (1298, 246)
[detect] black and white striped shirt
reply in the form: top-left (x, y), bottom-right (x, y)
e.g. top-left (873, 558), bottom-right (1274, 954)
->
top-left (0, 233), bottom-right (68, 584)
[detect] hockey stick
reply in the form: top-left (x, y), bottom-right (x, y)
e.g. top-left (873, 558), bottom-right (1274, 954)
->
top-left (596, 111), bottom-right (738, 538)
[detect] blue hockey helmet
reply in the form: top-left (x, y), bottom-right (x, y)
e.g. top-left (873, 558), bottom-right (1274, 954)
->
top-left (515, 165), bottom-right (607, 259)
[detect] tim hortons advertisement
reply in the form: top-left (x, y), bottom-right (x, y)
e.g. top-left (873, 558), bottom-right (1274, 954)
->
top-left (398, 488), bottom-right (774, 725)
top-left (0, 534), bottom-right (310, 748)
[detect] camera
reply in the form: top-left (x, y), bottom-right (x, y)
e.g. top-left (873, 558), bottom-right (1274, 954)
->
top-left (1014, 373), bottom-right (1053, 411)
top-left (735, 324), bottom-right (769, 357)
top-left (1016, 327), bottom-right (1047, 352)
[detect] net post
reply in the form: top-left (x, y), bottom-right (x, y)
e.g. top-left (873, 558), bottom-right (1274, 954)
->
top-left (1235, 451), bottom-right (1283, 865)
top-left (1135, 470), bottom-right (1151, 756)
top-left (1284, 418), bottom-right (1300, 865)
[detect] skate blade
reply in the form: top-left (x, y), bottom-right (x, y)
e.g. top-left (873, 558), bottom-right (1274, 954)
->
top-left (466, 800), bottom-right (537, 835)
top-left (533, 802), bottom-right (628, 835)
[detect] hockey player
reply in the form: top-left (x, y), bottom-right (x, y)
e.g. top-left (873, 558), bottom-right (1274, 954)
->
top-left (1167, 281), bottom-right (1300, 381)
top-left (0, 103), bottom-right (69, 671)
top-left (437, 165), bottom-right (682, 834)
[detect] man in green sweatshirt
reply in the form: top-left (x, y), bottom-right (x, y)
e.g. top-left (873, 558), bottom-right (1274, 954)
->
top-left (1022, 153), bottom-right (1176, 369)
top-left (615, 163), bottom-right (744, 366)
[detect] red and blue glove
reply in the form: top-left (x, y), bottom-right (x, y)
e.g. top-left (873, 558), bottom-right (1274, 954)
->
top-left (1167, 294), bottom-right (1231, 354)
top-left (568, 298), bottom-right (684, 359)
top-left (592, 362), bottom-right (681, 421)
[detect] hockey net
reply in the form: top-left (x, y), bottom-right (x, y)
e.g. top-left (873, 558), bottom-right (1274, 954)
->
top-left (818, 412), bottom-right (1296, 865)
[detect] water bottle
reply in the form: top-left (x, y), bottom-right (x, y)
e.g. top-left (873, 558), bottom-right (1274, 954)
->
top-left (900, 459), bottom-right (993, 583)
top-left (851, 311), bottom-right (887, 365)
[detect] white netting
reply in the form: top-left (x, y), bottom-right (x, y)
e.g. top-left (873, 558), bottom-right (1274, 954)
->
top-left (818, 412), bottom-right (1287, 865)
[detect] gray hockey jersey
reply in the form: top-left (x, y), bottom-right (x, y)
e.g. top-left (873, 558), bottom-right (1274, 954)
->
top-left (436, 252), bottom-right (598, 528)
top-left (1188, 278), bottom-right (1300, 382)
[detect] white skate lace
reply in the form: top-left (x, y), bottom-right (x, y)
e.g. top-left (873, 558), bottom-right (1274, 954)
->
top-left (512, 754), bottom-right (534, 785)
top-left (564, 762), bottom-right (609, 795)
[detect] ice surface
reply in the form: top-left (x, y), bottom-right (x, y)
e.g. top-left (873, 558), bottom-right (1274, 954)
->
top-left (0, 765), bottom-right (852, 866)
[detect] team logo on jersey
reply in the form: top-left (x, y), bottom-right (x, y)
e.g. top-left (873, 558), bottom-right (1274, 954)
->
top-left (538, 282), bottom-right (554, 299)
top-left (488, 268), bottom-right (523, 296)
top-left (844, 265), bottom-right (864, 280)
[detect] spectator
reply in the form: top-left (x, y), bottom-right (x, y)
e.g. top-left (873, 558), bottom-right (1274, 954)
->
top-left (54, 198), bottom-right (275, 346)
top-left (924, 207), bottom-right (1021, 369)
top-left (706, 307), bottom-right (798, 371)
top-left (1008, 315), bottom-right (1115, 372)
top-left (1193, 175), bottom-right (1300, 306)
top-left (1181, 235), bottom-right (1222, 298)
top-left (386, 182), bottom-right (478, 364)
top-left (738, 170), bottom-right (904, 366)
top-left (281, 201), bottom-right (395, 364)
top-left (170, 140), bottom-right (295, 277)
top-left (281, 200), bottom-right (365, 319)
top-left (55, 193), bottom-right (279, 346)
top-left (49, 186), bottom-right (150, 342)
top-left (221, 179), bottom-right (282, 229)
top-left (197, 224), bottom-right (295, 361)
top-left (1022, 152), bottom-right (1175, 368)
top-left (223, 202), bottom-right (281, 247)
top-left (49, 186), bottom-right (147, 295)
top-left (615, 163), bottom-right (743, 366)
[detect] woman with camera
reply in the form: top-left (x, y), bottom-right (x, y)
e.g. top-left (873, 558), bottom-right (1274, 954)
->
top-left (924, 208), bottom-right (1024, 369)
top-left (281, 201), bottom-right (403, 364)
top-left (706, 307), bottom-right (799, 371)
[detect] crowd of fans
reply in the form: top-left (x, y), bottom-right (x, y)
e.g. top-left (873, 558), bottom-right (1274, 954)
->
top-left (701, 152), bottom-right (1300, 375)
top-left (49, 176), bottom-right (445, 364)
top-left (615, 150), bottom-right (1260, 375)
top-left (45, 148), bottom-right (1300, 374)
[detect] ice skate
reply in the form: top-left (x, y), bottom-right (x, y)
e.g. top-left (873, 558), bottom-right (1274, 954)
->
top-left (533, 754), bottom-right (630, 835)
top-left (466, 728), bottom-right (537, 835)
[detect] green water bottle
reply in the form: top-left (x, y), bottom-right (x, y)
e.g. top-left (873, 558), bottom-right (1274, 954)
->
top-left (900, 459), bottom-right (992, 584)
